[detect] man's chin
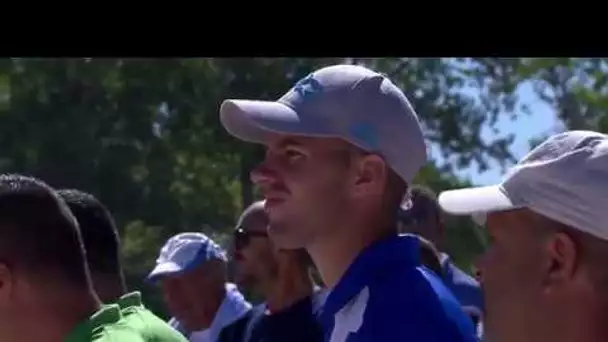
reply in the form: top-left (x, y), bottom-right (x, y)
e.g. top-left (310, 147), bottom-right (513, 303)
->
top-left (269, 233), bottom-right (307, 250)
top-left (268, 221), bottom-right (309, 248)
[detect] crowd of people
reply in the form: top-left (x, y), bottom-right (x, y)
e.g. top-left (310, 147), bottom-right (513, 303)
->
top-left (1, 63), bottom-right (607, 342)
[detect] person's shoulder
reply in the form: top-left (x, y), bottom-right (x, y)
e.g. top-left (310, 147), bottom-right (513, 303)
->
top-left (359, 267), bottom-right (477, 341)
top-left (357, 288), bottom-right (477, 342)
top-left (218, 308), bottom-right (256, 342)
top-left (265, 296), bottom-right (320, 327)
top-left (221, 283), bottom-right (253, 321)
top-left (92, 322), bottom-right (148, 342)
top-left (260, 300), bottom-right (324, 342)
top-left (411, 267), bottom-right (479, 340)
top-left (66, 304), bottom-right (145, 342)
top-left (442, 259), bottom-right (484, 310)
top-left (443, 260), bottom-right (480, 288)
top-left (119, 306), bottom-right (187, 342)
top-left (141, 308), bottom-right (189, 342)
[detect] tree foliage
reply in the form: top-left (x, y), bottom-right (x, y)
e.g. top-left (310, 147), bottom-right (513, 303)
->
top-left (517, 58), bottom-right (608, 134)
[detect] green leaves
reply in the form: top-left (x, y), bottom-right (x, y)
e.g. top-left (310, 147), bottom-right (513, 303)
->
top-left (517, 58), bottom-right (608, 132)
top-left (359, 58), bottom-right (523, 174)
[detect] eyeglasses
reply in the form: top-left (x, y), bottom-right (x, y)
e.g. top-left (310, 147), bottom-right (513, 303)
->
top-left (233, 227), bottom-right (268, 250)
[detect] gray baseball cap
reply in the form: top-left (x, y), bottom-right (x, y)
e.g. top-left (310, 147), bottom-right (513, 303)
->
top-left (438, 130), bottom-right (608, 241)
top-left (219, 64), bottom-right (427, 183)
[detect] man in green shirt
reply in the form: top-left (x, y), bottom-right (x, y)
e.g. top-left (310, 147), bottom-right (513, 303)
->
top-left (116, 291), bottom-right (190, 342)
top-left (58, 189), bottom-right (188, 342)
top-left (0, 174), bottom-right (141, 342)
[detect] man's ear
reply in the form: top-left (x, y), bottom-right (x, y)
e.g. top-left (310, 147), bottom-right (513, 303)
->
top-left (542, 232), bottom-right (578, 291)
top-left (351, 154), bottom-right (387, 198)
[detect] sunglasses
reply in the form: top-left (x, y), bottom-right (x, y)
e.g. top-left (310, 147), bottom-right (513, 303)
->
top-left (233, 227), bottom-right (268, 250)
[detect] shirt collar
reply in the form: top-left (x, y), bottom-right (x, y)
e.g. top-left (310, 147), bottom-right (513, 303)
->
top-left (440, 252), bottom-right (451, 266)
top-left (320, 234), bottom-right (419, 322)
top-left (171, 283), bottom-right (250, 337)
top-left (117, 291), bottom-right (143, 310)
top-left (65, 304), bottom-right (122, 342)
top-left (207, 283), bottom-right (251, 338)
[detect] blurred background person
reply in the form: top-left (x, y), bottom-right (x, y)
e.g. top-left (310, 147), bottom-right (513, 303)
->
top-left (219, 200), bottom-right (325, 342)
top-left (400, 233), bottom-right (444, 277)
top-left (58, 188), bottom-right (188, 342)
top-left (398, 185), bottom-right (484, 316)
top-left (0, 174), bottom-right (143, 342)
top-left (402, 232), bottom-right (483, 337)
top-left (148, 232), bottom-right (251, 342)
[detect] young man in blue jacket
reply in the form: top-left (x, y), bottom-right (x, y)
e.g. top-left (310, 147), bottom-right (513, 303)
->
top-left (218, 64), bottom-right (478, 342)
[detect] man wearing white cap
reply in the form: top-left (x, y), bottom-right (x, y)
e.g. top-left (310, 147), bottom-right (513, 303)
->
top-left (438, 130), bottom-right (608, 342)
top-left (148, 233), bottom-right (251, 342)
top-left (219, 64), bottom-right (478, 342)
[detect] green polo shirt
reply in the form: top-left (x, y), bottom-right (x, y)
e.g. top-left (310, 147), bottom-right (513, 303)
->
top-left (117, 291), bottom-right (188, 342)
top-left (65, 303), bottom-right (144, 342)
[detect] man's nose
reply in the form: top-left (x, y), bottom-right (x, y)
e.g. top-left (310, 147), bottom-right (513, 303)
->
top-left (250, 161), bottom-right (276, 186)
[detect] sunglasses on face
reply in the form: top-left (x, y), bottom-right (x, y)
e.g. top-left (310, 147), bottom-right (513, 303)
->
top-left (233, 227), bottom-right (268, 251)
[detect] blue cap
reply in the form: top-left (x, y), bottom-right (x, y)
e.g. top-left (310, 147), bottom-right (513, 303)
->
top-left (147, 232), bottom-right (227, 282)
top-left (219, 64), bottom-right (428, 184)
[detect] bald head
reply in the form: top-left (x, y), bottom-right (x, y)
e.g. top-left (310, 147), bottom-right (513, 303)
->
top-left (237, 201), bottom-right (269, 234)
top-left (233, 200), bottom-right (315, 295)
top-left (237, 201), bottom-right (310, 262)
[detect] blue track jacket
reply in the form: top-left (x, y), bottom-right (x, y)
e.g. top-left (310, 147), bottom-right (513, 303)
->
top-left (317, 235), bottom-right (479, 342)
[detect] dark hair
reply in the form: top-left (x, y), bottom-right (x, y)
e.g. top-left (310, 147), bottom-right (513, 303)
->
top-left (402, 233), bottom-right (443, 276)
top-left (56, 189), bottom-right (123, 279)
top-left (0, 174), bottom-right (90, 287)
top-left (399, 185), bottom-right (442, 227)
top-left (386, 169), bottom-right (408, 220)
top-left (417, 236), bottom-right (443, 277)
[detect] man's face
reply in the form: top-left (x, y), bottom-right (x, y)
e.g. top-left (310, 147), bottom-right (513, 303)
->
top-left (476, 209), bottom-right (548, 342)
top-left (159, 262), bottom-right (222, 331)
top-left (250, 135), bottom-right (355, 250)
top-left (232, 211), bottom-right (278, 291)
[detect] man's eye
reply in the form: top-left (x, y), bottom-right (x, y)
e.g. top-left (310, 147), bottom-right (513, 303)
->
top-left (285, 149), bottom-right (303, 160)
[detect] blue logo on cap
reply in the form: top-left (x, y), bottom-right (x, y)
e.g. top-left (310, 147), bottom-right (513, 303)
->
top-left (293, 74), bottom-right (323, 99)
top-left (350, 123), bottom-right (379, 150)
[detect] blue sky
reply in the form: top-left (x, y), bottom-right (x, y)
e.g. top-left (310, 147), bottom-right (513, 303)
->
top-left (452, 82), bottom-right (558, 186)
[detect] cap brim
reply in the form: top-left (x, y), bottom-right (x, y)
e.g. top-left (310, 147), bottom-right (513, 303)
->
top-left (146, 261), bottom-right (183, 283)
top-left (438, 185), bottom-right (516, 225)
top-left (219, 99), bottom-right (333, 144)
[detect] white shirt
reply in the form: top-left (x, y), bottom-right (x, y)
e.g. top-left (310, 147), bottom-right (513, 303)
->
top-left (171, 283), bottom-right (252, 342)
